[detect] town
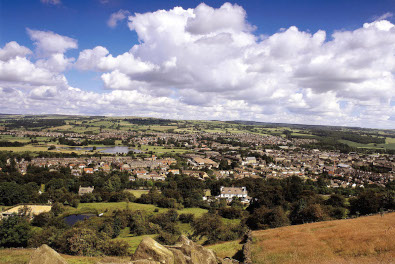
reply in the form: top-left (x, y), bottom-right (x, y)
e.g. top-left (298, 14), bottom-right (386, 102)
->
top-left (1, 121), bottom-right (393, 190)
top-left (0, 116), bottom-right (394, 263)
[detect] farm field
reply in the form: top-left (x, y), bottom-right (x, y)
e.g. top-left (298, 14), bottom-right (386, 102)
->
top-left (251, 212), bottom-right (395, 264)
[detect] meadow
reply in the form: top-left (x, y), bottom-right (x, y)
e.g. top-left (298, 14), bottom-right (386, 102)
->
top-left (339, 137), bottom-right (395, 150)
top-left (65, 201), bottom-right (210, 219)
top-left (251, 212), bottom-right (395, 264)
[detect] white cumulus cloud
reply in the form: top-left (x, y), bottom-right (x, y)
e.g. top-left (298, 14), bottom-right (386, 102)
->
top-left (108, 9), bottom-right (130, 28)
top-left (0, 3), bottom-right (394, 128)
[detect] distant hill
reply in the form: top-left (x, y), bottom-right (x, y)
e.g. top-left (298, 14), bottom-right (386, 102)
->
top-left (251, 212), bottom-right (395, 264)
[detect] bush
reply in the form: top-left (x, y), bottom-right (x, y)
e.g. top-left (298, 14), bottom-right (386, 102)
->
top-left (129, 210), bottom-right (160, 235)
top-left (28, 227), bottom-right (57, 248)
top-left (31, 212), bottom-right (53, 227)
top-left (179, 213), bottom-right (194, 223)
top-left (247, 206), bottom-right (289, 230)
top-left (58, 228), bottom-right (107, 256)
top-left (109, 191), bottom-right (136, 202)
top-left (51, 202), bottom-right (65, 216)
top-left (328, 206), bottom-right (347, 219)
top-left (290, 202), bottom-right (328, 224)
top-left (156, 230), bottom-right (179, 245)
top-left (349, 191), bottom-right (382, 215)
top-left (192, 213), bottom-right (244, 244)
top-left (326, 194), bottom-right (346, 208)
top-left (219, 207), bottom-right (243, 219)
top-left (0, 215), bottom-right (31, 248)
top-left (103, 240), bottom-right (130, 256)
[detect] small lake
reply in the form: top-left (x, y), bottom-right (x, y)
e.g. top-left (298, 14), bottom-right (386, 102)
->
top-left (64, 214), bottom-right (96, 226)
top-left (63, 146), bottom-right (143, 154)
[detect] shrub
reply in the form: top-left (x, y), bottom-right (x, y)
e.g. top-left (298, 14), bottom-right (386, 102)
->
top-left (103, 240), bottom-right (130, 256)
top-left (58, 228), bottom-right (107, 256)
top-left (247, 206), bottom-right (290, 230)
top-left (156, 230), bottom-right (179, 245)
top-left (219, 207), bottom-right (243, 219)
top-left (31, 212), bottom-right (53, 227)
top-left (179, 213), bottom-right (194, 223)
top-left (0, 215), bottom-right (32, 248)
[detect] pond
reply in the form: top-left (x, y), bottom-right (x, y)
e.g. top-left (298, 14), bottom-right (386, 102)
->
top-left (64, 214), bottom-right (96, 226)
top-left (62, 146), bottom-right (143, 154)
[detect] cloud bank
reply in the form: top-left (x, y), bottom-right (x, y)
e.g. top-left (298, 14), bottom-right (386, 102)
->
top-left (0, 3), bottom-right (394, 128)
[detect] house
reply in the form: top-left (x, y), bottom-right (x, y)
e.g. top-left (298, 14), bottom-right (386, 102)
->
top-left (78, 186), bottom-right (94, 196)
top-left (243, 157), bottom-right (257, 165)
top-left (84, 168), bottom-right (94, 174)
top-left (101, 164), bottom-right (111, 172)
top-left (218, 186), bottom-right (251, 204)
top-left (168, 169), bottom-right (180, 175)
top-left (189, 157), bottom-right (219, 169)
top-left (71, 169), bottom-right (81, 177)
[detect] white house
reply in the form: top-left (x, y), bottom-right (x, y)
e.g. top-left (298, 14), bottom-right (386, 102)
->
top-left (218, 186), bottom-right (251, 204)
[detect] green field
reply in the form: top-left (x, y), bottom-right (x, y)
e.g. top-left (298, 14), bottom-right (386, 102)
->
top-left (339, 137), bottom-right (395, 150)
top-left (206, 239), bottom-right (243, 259)
top-left (64, 202), bottom-right (208, 218)
top-left (138, 145), bottom-right (189, 154)
top-left (125, 189), bottom-right (149, 198)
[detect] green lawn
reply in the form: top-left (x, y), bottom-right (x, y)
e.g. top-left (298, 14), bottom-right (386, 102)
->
top-left (65, 202), bottom-right (208, 218)
top-left (125, 189), bottom-right (149, 198)
top-left (114, 228), bottom-right (157, 254)
top-left (206, 239), bottom-right (243, 259)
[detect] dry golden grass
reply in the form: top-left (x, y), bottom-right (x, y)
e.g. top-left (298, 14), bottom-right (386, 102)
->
top-left (2, 205), bottom-right (52, 215)
top-left (251, 213), bottom-right (395, 264)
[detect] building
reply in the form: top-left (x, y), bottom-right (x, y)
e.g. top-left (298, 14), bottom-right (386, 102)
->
top-left (78, 186), bottom-right (94, 196)
top-left (84, 168), bottom-right (94, 174)
top-left (218, 186), bottom-right (250, 204)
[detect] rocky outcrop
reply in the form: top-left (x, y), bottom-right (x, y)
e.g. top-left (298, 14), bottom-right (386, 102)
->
top-left (131, 236), bottom-right (219, 264)
top-left (29, 244), bottom-right (68, 264)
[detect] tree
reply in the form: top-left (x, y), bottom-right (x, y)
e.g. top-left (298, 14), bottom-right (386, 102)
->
top-left (326, 194), bottom-right (346, 208)
top-left (32, 212), bottom-right (53, 227)
top-left (58, 228), bottom-right (107, 256)
top-left (290, 202), bottom-right (328, 224)
top-left (112, 217), bottom-right (122, 238)
top-left (51, 202), bottom-right (65, 216)
top-left (349, 191), bottom-right (381, 215)
top-left (0, 215), bottom-right (32, 247)
top-left (247, 206), bottom-right (289, 230)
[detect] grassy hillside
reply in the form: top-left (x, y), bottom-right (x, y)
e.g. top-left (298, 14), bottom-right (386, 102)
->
top-left (251, 212), bottom-right (395, 264)
top-left (1, 213), bottom-right (393, 263)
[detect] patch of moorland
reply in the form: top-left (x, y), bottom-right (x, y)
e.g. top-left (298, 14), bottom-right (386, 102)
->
top-left (251, 212), bottom-right (395, 264)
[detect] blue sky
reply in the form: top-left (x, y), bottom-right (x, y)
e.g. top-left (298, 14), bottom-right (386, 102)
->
top-left (0, 0), bottom-right (394, 128)
top-left (2, 0), bottom-right (394, 53)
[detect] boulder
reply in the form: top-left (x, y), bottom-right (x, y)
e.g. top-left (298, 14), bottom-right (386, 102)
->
top-left (131, 237), bottom-right (175, 263)
top-left (29, 244), bottom-right (68, 264)
top-left (168, 236), bottom-right (218, 264)
top-left (131, 236), bottom-right (219, 264)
